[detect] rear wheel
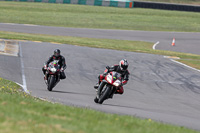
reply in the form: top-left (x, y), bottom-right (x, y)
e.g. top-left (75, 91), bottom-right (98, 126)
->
top-left (98, 85), bottom-right (111, 104)
top-left (47, 76), bottom-right (55, 91)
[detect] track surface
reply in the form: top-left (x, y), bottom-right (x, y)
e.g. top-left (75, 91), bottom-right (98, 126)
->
top-left (0, 23), bottom-right (200, 130)
top-left (0, 23), bottom-right (200, 55)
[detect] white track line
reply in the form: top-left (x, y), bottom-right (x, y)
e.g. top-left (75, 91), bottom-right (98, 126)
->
top-left (15, 82), bottom-right (24, 88)
top-left (153, 41), bottom-right (159, 50)
top-left (19, 42), bottom-right (30, 94)
top-left (152, 40), bottom-right (199, 73)
top-left (171, 59), bottom-right (200, 73)
top-left (23, 24), bottom-right (38, 26)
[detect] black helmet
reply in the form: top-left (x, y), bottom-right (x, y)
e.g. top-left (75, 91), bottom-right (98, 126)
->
top-left (119, 59), bottom-right (129, 71)
top-left (54, 49), bottom-right (60, 57)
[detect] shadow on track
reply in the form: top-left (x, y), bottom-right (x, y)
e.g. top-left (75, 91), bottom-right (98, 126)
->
top-left (103, 103), bottom-right (171, 115)
top-left (103, 103), bottom-right (141, 110)
top-left (52, 90), bottom-right (93, 96)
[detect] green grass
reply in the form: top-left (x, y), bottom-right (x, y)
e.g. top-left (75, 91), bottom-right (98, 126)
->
top-left (0, 77), bottom-right (199, 133)
top-left (178, 59), bottom-right (200, 70)
top-left (0, 1), bottom-right (200, 32)
top-left (1, 31), bottom-right (200, 69)
top-left (0, 2), bottom-right (199, 68)
top-left (0, 2), bottom-right (200, 132)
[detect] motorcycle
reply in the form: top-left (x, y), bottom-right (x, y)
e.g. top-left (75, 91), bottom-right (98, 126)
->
top-left (94, 70), bottom-right (122, 104)
top-left (45, 60), bottom-right (61, 91)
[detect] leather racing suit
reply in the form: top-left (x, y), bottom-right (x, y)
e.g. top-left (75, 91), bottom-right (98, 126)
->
top-left (97, 65), bottom-right (130, 94)
top-left (42, 55), bottom-right (67, 79)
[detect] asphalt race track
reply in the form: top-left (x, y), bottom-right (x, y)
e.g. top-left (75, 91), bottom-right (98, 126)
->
top-left (0, 23), bottom-right (200, 55)
top-left (0, 23), bottom-right (200, 130)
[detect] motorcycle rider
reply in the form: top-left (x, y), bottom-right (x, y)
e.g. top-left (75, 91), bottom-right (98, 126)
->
top-left (94, 59), bottom-right (129, 95)
top-left (42, 49), bottom-right (67, 81)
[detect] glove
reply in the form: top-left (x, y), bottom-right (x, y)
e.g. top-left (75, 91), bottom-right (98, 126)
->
top-left (106, 66), bottom-right (110, 70)
top-left (60, 67), bottom-right (64, 72)
top-left (44, 65), bottom-right (47, 70)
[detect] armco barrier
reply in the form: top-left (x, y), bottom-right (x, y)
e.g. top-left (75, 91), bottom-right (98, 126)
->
top-left (133, 1), bottom-right (200, 12)
top-left (1, 0), bottom-right (199, 12)
top-left (0, 0), bottom-right (134, 8)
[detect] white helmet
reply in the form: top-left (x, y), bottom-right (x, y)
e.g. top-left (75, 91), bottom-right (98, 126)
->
top-left (119, 59), bottom-right (129, 71)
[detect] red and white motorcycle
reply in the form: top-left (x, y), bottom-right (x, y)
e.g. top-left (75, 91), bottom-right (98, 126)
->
top-left (45, 60), bottom-right (61, 91)
top-left (94, 71), bottom-right (122, 104)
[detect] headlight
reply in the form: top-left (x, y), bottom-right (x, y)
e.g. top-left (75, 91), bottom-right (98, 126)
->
top-left (113, 80), bottom-right (121, 87)
top-left (51, 68), bottom-right (57, 73)
top-left (106, 75), bottom-right (112, 83)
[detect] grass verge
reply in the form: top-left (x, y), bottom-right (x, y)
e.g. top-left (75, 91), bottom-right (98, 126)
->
top-left (0, 1), bottom-right (200, 32)
top-left (0, 77), bottom-right (199, 133)
top-left (178, 59), bottom-right (200, 70)
top-left (0, 1), bottom-right (199, 132)
top-left (0, 31), bottom-right (200, 69)
top-left (0, 2), bottom-right (199, 69)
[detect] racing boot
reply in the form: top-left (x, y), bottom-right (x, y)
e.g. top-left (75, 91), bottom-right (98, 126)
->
top-left (94, 83), bottom-right (99, 89)
top-left (94, 75), bottom-right (103, 89)
top-left (94, 83), bottom-right (99, 91)
top-left (44, 74), bottom-right (48, 84)
top-left (115, 87), bottom-right (124, 94)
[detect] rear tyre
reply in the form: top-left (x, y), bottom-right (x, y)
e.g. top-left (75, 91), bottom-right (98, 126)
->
top-left (47, 76), bottom-right (55, 91)
top-left (98, 86), bottom-right (111, 104)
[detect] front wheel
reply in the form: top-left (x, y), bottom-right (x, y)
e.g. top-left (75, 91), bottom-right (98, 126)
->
top-left (98, 85), bottom-right (111, 104)
top-left (94, 97), bottom-right (99, 103)
top-left (47, 76), bottom-right (55, 91)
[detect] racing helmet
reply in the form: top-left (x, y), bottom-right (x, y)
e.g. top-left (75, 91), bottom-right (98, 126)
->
top-left (54, 49), bottom-right (60, 57)
top-left (119, 59), bottom-right (129, 71)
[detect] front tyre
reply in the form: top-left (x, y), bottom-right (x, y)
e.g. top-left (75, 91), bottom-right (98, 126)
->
top-left (98, 86), bottom-right (111, 104)
top-left (94, 97), bottom-right (99, 103)
top-left (47, 76), bottom-right (55, 91)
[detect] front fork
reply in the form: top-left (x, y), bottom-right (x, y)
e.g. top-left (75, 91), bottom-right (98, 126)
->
top-left (109, 87), bottom-right (117, 98)
top-left (54, 73), bottom-right (60, 86)
top-left (45, 73), bottom-right (60, 86)
top-left (97, 81), bottom-right (105, 99)
top-left (97, 81), bottom-right (116, 99)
